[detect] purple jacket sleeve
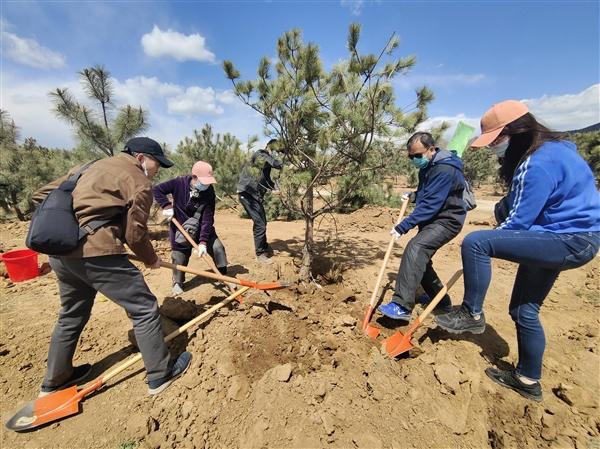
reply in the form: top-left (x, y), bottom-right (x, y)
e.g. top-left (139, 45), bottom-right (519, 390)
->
top-left (152, 178), bottom-right (178, 209)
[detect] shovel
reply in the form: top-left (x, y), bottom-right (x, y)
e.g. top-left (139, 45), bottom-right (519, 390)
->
top-left (171, 217), bottom-right (244, 302)
top-left (128, 255), bottom-right (290, 291)
top-left (383, 269), bottom-right (463, 357)
top-left (5, 286), bottom-right (250, 432)
top-left (361, 197), bottom-right (409, 338)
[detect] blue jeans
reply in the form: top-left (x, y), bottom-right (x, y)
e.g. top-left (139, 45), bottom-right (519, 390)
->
top-left (461, 230), bottom-right (599, 380)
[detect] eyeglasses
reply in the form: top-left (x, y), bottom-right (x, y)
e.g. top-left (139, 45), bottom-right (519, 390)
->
top-left (408, 145), bottom-right (433, 160)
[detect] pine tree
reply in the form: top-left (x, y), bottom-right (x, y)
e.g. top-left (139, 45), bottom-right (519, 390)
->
top-left (570, 130), bottom-right (600, 184)
top-left (224, 24), bottom-right (433, 277)
top-left (171, 124), bottom-right (252, 197)
top-left (50, 65), bottom-right (147, 156)
top-left (0, 110), bottom-right (77, 220)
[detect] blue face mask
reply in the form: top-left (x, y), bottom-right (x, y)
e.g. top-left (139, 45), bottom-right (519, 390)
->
top-left (411, 155), bottom-right (429, 169)
top-left (196, 183), bottom-right (209, 192)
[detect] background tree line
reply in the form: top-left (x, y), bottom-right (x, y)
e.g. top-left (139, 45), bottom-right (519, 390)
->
top-left (1, 28), bottom-right (598, 276)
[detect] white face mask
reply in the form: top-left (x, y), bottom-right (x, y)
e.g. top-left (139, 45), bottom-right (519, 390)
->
top-left (142, 160), bottom-right (149, 177)
top-left (490, 139), bottom-right (509, 158)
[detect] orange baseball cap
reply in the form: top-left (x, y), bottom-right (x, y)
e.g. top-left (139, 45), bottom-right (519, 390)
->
top-left (192, 161), bottom-right (217, 184)
top-left (471, 100), bottom-right (529, 147)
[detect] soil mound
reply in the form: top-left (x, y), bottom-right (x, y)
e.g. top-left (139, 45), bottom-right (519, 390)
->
top-left (1, 204), bottom-right (598, 449)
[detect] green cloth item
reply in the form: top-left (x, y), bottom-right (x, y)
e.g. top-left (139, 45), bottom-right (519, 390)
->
top-left (447, 121), bottom-right (475, 158)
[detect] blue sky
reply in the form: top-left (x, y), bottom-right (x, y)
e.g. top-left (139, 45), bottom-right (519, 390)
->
top-left (2, 0), bottom-right (599, 150)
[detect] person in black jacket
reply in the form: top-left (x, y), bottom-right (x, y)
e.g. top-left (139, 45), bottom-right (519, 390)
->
top-left (378, 132), bottom-right (467, 320)
top-left (237, 139), bottom-right (284, 264)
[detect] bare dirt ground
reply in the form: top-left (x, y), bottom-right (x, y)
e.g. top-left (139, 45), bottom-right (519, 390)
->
top-left (1, 187), bottom-right (599, 449)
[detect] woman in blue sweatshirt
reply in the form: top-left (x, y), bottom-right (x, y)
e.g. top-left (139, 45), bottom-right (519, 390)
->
top-left (435, 100), bottom-right (600, 402)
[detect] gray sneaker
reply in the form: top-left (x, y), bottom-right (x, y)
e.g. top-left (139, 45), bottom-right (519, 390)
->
top-left (434, 305), bottom-right (486, 334)
top-left (256, 254), bottom-right (274, 264)
top-left (171, 283), bottom-right (184, 295)
top-left (148, 351), bottom-right (192, 395)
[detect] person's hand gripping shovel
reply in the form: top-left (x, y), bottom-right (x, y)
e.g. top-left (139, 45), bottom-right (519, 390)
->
top-left (171, 217), bottom-right (244, 302)
top-left (383, 269), bottom-right (463, 357)
top-left (361, 195), bottom-right (410, 338)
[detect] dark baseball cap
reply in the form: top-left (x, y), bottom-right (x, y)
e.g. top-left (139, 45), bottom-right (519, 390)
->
top-left (123, 137), bottom-right (173, 168)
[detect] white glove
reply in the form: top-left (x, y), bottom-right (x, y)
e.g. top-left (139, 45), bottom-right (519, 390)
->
top-left (162, 208), bottom-right (174, 221)
top-left (390, 228), bottom-right (402, 242)
top-left (402, 191), bottom-right (415, 202)
top-left (196, 243), bottom-right (207, 258)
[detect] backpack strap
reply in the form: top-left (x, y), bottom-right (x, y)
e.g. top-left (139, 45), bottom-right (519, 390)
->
top-left (78, 218), bottom-right (115, 239)
top-left (61, 159), bottom-right (114, 239)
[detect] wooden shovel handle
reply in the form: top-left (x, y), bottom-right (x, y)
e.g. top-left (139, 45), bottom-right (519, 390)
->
top-left (414, 269), bottom-right (463, 326)
top-left (367, 198), bottom-right (409, 310)
top-left (129, 255), bottom-right (286, 289)
top-left (171, 217), bottom-right (242, 299)
top-left (157, 258), bottom-right (242, 286)
top-left (99, 287), bottom-right (250, 385)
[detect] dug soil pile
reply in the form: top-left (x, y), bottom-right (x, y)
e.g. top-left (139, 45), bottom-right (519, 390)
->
top-left (1, 195), bottom-right (598, 449)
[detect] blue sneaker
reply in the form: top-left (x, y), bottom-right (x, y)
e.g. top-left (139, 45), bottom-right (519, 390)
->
top-left (377, 302), bottom-right (411, 321)
top-left (417, 295), bottom-right (453, 313)
top-left (148, 351), bottom-right (192, 395)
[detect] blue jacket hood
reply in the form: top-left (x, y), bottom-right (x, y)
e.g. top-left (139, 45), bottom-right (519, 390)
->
top-left (395, 148), bottom-right (467, 234)
top-left (428, 148), bottom-right (464, 172)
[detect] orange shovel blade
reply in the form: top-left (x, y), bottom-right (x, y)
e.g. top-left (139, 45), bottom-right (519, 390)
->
top-left (383, 330), bottom-right (414, 357)
top-left (361, 305), bottom-right (381, 339)
top-left (383, 317), bottom-right (421, 357)
top-left (6, 386), bottom-right (81, 431)
top-left (364, 324), bottom-right (381, 339)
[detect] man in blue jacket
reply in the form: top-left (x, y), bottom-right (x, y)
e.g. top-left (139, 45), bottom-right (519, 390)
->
top-left (378, 132), bottom-right (467, 320)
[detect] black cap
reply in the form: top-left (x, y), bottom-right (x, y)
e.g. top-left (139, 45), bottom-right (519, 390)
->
top-left (123, 137), bottom-right (173, 168)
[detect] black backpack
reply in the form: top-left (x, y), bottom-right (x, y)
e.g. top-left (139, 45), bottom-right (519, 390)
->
top-left (462, 178), bottom-right (477, 211)
top-left (25, 160), bottom-right (113, 255)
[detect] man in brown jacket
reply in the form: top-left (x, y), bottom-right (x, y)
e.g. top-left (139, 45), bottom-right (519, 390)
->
top-left (32, 137), bottom-right (190, 396)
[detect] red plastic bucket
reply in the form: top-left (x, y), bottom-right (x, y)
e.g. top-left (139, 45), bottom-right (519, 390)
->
top-left (0, 249), bottom-right (39, 282)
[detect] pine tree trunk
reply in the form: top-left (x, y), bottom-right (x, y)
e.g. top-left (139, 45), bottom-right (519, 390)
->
top-left (300, 186), bottom-right (314, 279)
top-left (10, 191), bottom-right (25, 221)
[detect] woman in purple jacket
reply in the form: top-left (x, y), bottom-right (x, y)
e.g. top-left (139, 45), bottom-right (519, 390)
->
top-left (153, 161), bottom-right (228, 295)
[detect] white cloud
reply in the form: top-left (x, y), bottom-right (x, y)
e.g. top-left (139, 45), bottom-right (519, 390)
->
top-left (141, 25), bottom-right (216, 63)
top-left (112, 76), bottom-right (183, 108)
top-left (112, 76), bottom-right (234, 116)
top-left (522, 84), bottom-right (599, 131)
top-left (2, 74), bottom-right (79, 148)
top-left (340, 0), bottom-right (365, 16)
top-left (1, 30), bottom-right (66, 69)
top-left (167, 86), bottom-right (224, 115)
top-left (1, 71), bottom-right (256, 150)
top-left (216, 90), bottom-right (237, 105)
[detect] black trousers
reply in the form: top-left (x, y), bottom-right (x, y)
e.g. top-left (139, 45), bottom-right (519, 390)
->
top-left (171, 235), bottom-right (228, 285)
top-left (45, 255), bottom-right (171, 386)
top-left (392, 222), bottom-right (460, 311)
top-left (238, 192), bottom-right (268, 256)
